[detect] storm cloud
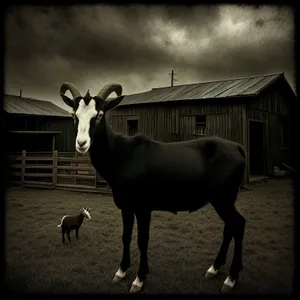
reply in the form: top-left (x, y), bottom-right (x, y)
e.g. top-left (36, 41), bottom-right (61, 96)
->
top-left (4, 4), bottom-right (295, 110)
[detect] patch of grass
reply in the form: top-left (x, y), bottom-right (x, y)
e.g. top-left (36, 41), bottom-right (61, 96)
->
top-left (5, 179), bottom-right (294, 294)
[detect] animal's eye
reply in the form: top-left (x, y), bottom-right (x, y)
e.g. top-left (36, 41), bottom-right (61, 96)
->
top-left (92, 112), bottom-right (103, 123)
top-left (97, 111), bottom-right (104, 118)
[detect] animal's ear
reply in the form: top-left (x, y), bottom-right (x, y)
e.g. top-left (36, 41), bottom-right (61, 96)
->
top-left (103, 96), bottom-right (125, 112)
top-left (60, 93), bottom-right (74, 108)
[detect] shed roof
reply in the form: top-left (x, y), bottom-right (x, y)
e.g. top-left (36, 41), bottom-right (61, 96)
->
top-left (8, 130), bottom-right (62, 134)
top-left (4, 94), bottom-right (71, 117)
top-left (119, 72), bottom-right (287, 106)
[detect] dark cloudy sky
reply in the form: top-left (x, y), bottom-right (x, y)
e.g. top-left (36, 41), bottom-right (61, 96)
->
top-left (4, 4), bottom-right (295, 111)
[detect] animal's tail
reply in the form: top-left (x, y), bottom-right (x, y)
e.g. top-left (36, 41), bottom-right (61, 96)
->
top-left (57, 224), bottom-right (61, 228)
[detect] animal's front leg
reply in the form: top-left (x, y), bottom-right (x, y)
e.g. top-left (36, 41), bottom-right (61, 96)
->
top-left (130, 210), bottom-right (151, 293)
top-left (113, 209), bottom-right (135, 283)
top-left (76, 228), bottom-right (79, 240)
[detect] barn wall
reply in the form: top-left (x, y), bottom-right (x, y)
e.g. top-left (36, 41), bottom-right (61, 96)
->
top-left (246, 81), bottom-right (293, 175)
top-left (110, 100), bottom-right (245, 144)
top-left (109, 105), bottom-right (178, 143)
top-left (5, 114), bottom-right (75, 152)
top-left (177, 101), bottom-right (230, 141)
top-left (39, 117), bottom-right (75, 152)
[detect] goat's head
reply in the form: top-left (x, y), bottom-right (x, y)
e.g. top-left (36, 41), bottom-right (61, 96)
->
top-left (60, 82), bottom-right (125, 154)
top-left (80, 207), bottom-right (92, 219)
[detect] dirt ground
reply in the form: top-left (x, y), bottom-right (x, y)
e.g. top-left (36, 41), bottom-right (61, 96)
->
top-left (4, 178), bottom-right (294, 294)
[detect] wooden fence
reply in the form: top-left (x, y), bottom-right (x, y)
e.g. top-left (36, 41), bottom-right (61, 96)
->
top-left (8, 151), bottom-right (112, 194)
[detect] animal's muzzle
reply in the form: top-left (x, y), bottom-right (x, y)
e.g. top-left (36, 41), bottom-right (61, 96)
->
top-left (77, 139), bottom-right (87, 148)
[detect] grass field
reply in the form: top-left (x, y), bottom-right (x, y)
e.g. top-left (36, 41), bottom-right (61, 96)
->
top-left (5, 178), bottom-right (294, 294)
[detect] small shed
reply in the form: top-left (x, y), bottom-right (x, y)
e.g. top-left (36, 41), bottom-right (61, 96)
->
top-left (4, 94), bottom-right (75, 153)
top-left (109, 72), bottom-right (296, 184)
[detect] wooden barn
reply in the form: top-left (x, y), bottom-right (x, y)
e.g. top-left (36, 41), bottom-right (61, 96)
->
top-left (109, 72), bottom-right (296, 184)
top-left (4, 94), bottom-right (75, 153)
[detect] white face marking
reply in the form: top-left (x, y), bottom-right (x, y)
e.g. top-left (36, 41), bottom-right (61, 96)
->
top-left (75, 99), bottom-right (103, 154)
top-left (81, 208), bottom-right (91, 219)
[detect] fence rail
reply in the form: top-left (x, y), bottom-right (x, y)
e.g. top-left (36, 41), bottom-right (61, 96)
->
top-left (8, 150), bottom-right (111, 194)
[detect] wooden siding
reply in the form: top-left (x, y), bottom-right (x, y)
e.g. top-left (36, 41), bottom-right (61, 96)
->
top-left (39, 117), bottom-right (75, 152)
top-left (5, 114), bottom-right (75, 152)
top-left (242, 105), bottom-right (249, 184)
top-left (246, 82), bottom-right (292, 175)
top-left (110, 101), bottom-right (245, 144)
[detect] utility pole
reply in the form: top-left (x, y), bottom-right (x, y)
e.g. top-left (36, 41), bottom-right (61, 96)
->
top-left (169, 70), bottom-right (178, 87)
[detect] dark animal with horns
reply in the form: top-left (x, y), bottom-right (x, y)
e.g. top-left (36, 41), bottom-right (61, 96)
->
top-left (60, 82), bottom-right (246, 294)
top-left (57, 207), bottom-right (91, 244)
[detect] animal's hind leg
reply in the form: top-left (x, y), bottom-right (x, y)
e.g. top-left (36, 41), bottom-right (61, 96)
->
top-left (62, 228), bottom-right (66, 244)
top-left (67, 229), bottom-right (71, 242)
top-left (222, 209), bottom-right (245, 293)
top-left (205, 222), bottom-right (234, 278)
top-left (211, 201), bottom-right (246, 293)
top-left (113, 209), bottom-right (135, 283)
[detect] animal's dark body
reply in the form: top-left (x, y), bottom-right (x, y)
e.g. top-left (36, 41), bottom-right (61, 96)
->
top-left (89, 124), bottom-right (245, 212)
top-left (60, 82), bottom-right (247, 293)
top-left (57, 208), bottom-right (91, 243)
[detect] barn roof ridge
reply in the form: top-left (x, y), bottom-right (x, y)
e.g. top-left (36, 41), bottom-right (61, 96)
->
top-left (119, 72), bottom-right (288, 106)
top-left (5, 93), bottom-right (52, 102)
top-left (4, 93), bottom-right (71, 117)
top-left (151, 72), bottom-right (284, 91)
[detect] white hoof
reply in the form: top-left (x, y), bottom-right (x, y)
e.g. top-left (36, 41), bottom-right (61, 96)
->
top-left (221, 276), bottom-right (236, 294)
top-left (112, 268), bottom-right (126, 283)
top-left (129, 277), bottom-right (143, 293)
top-left (205, 264), bottom-right (219, 279)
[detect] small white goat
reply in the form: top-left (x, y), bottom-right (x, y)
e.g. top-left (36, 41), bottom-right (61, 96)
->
top-left (57, 207), bottom-right (91, 243)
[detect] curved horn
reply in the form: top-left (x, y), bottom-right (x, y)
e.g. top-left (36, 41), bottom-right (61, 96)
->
top-left (96, 84), bottom-right (123, 100)
top-left (60, 82), bottom-right (82, 99)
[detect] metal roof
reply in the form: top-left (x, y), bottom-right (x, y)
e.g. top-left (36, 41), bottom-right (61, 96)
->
top-left (8, 130), bottom-right (62, 134)
top-left (119, 73), bottom-right (284, 106)
top-left (4, 94), bottom-right (72, 117)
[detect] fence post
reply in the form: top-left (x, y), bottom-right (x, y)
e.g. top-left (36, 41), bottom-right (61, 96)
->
top-left (74, 151), bottom-right (78, 185)
top-left (53, 150), bottom-right (58, 189)
top-left (94, 169), bottom-right (98, 188)
top-left (21, 150), bottom-right (26, 186)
